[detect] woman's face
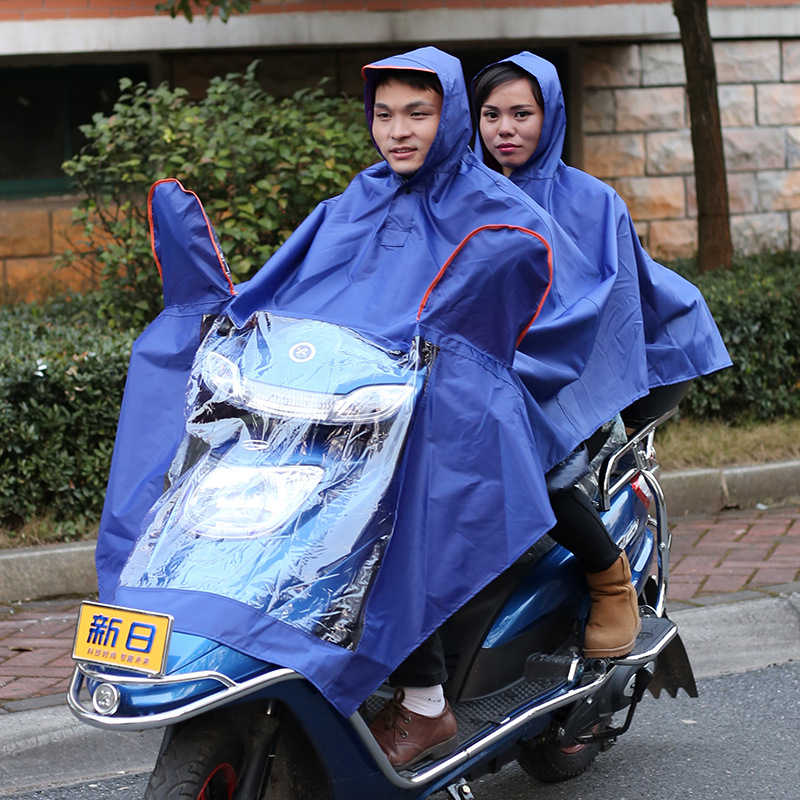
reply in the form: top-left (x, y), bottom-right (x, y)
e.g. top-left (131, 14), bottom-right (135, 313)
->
top-left (479, 77), bottom-right (544, 177)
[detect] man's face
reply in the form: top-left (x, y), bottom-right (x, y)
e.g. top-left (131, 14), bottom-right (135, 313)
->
top-left (372, 80), bottom-right (443, 177)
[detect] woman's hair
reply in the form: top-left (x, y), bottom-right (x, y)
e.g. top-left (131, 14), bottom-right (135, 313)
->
top-left (473, 62), bottom-right (543, 112)
top-left (372, 68), bottom-right (444, 97)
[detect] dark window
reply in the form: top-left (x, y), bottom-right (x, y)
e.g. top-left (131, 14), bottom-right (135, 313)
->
top-left (0, 63), bottom-right (149, 198)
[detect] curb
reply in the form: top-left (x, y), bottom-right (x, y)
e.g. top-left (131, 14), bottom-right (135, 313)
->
top-left (0, 541), bottom-right (97, 604)
top-left (1, 461), bottom-right (798, 604)
top-left (662, 459), bottom-right (800, 517)
top-left (0, 703), bottom-right (162, 794)
top-left (671, 591), bottom-right (800, 680)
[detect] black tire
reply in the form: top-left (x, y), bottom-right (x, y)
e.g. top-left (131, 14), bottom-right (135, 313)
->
top-left (144, 715), bottom-right (243, 800)
top-left (517, 736), bottom-right (601, 784)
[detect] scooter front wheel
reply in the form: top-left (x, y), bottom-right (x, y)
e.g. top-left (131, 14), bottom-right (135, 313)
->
top-left (144, 715), bottom-right (243, 800)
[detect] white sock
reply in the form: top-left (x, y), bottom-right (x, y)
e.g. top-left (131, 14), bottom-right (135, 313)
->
top-left (399, 685), bottom-right (446, 717)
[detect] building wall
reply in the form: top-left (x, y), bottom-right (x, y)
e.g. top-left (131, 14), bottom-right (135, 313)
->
top-left (3, 2), bottom-right (800, 300)
top-left (1, 0), bottom-right (676, 23)
top-left (581, 39), bottom-right (800, 260)
top-left (7, 1), bottom-right (800, 59)
top-left (0, 0), bottom-right (788, 24)
top-left (0, 198), bottom-right (93, 303)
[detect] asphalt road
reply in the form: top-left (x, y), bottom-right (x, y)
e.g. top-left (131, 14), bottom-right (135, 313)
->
top-left (471, 661), bottom-right (800, 800)
top-left (8, 775), bottom-right (150, 800)
top-left (0, 715), bottom-right (158, 799)
top-left (4, 660), bottom-right (799, 799)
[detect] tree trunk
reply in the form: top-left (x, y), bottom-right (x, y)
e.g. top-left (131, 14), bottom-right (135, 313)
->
top-left (673, 0), bottom-right (733, 271)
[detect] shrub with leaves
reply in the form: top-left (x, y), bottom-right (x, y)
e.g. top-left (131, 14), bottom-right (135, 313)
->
top-left (156, 0), bottom-right (250, 21)
top-left (673, 251), bottom-right (800, 421)
top-left (60, 62), bottom-right (377, 330)
top-left (2, 251), bottom-right (798, 541)
top-left (0, 297), bottom-right (135, 529)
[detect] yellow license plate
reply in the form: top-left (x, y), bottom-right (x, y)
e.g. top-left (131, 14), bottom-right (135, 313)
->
top-left (72, 601), bottom-right (173, 676)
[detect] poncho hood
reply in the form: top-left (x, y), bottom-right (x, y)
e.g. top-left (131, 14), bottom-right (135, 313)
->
top-left (362, 47), bottom-right (471, 184)
top-left (474, 51), bottom-right (565, 183)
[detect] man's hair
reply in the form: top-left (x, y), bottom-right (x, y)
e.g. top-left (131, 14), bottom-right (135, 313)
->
top-left (372, 68), bottom-right (444, 97)
top-left (473, 62), bottom-right (543, 112)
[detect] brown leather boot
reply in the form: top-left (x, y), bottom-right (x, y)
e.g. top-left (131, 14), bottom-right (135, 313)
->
top-left (583, 551), bottom-right (642, 658)
top-left (369, 688), bottom-right (458, 768)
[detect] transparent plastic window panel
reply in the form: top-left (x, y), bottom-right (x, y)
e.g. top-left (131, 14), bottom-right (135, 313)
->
top-left (119, 313), bottom-right (427, 649)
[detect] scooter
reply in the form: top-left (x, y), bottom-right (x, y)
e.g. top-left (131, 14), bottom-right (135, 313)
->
top-left (68, 184), bottom-right (696, 800)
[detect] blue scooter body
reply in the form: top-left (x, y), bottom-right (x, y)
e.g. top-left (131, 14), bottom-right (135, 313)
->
top-left (73, 450), bottom-right (670, 799)
top-left (69, 182), bottom-right (694, 799)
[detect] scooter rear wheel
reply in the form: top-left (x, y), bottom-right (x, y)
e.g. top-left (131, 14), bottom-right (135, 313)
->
top-left (144, 715), bottom-right (243, 800)
top-left (517, 736), bottom-right (600, 784)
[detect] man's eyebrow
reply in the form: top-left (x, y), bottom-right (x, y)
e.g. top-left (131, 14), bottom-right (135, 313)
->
top-left (374, 100), bottom-right (439, 111)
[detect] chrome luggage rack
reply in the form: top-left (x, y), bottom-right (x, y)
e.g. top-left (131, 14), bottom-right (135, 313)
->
top-left (597, 407), bottom-right (678, 617)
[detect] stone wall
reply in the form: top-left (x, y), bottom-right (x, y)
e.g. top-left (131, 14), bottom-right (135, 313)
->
top-left (581, 39), bottom-right (800, 261)
top-left (4, 36), bottom-right (800, 296)
top-left (0, 198), bottom-right (94, 304)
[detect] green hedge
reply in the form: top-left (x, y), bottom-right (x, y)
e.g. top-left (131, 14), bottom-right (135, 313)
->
top-left (60, 62), bottom-right (377, 330)
top-left (674, 251), bottom-right (800, 421)
top-left (2, 254), bottom-right (798, 533)
top-left (0, 297), bottom-right (134, 528)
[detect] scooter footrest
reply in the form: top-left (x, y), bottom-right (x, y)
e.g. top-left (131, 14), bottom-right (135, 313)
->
top-left (398, 672), bottom-right (589, 778)
top-left (524, 652), bottom-right (580, 683)
top-left (614, 614), bottom-right (677, 666)
top-left (452, 672), bottom-right (573, 745)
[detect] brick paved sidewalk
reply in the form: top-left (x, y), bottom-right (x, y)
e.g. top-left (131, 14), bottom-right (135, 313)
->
top-left (1, 503), bottom-right (799, 713)
top-left (669, 503), bottom-right (800, 605)
top-left (0, 598), bottom-right (81, 713)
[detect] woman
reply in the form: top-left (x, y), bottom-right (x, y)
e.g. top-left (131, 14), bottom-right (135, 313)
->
top-left (473, 52), bottom-right (731, 393)
top-left (473, 52), bottom-right (731, 662)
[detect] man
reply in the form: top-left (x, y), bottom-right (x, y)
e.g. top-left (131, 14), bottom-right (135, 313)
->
top-left (227, 47), bottom-right (623, 768)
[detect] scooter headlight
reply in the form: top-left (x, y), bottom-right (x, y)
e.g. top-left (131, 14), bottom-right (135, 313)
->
top-left (183, 463), bottom-right (324, 538)
top-left (203, 352), bottom-right (414, 424)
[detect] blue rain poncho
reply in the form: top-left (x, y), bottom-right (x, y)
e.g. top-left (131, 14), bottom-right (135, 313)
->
top-left (96, 47), bottom-right (673, 716)
top-left (474, 51), bottom-right (731, 409)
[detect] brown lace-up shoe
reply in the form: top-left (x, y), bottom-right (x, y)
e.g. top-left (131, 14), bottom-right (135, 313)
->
top-left (369, 688), bottom-right (458, 768)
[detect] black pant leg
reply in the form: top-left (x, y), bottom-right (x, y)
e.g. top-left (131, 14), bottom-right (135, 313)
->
top-left (548, 486), bottom-right (621, 573)
top-left (389, 631), bottom-right (448, 687)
